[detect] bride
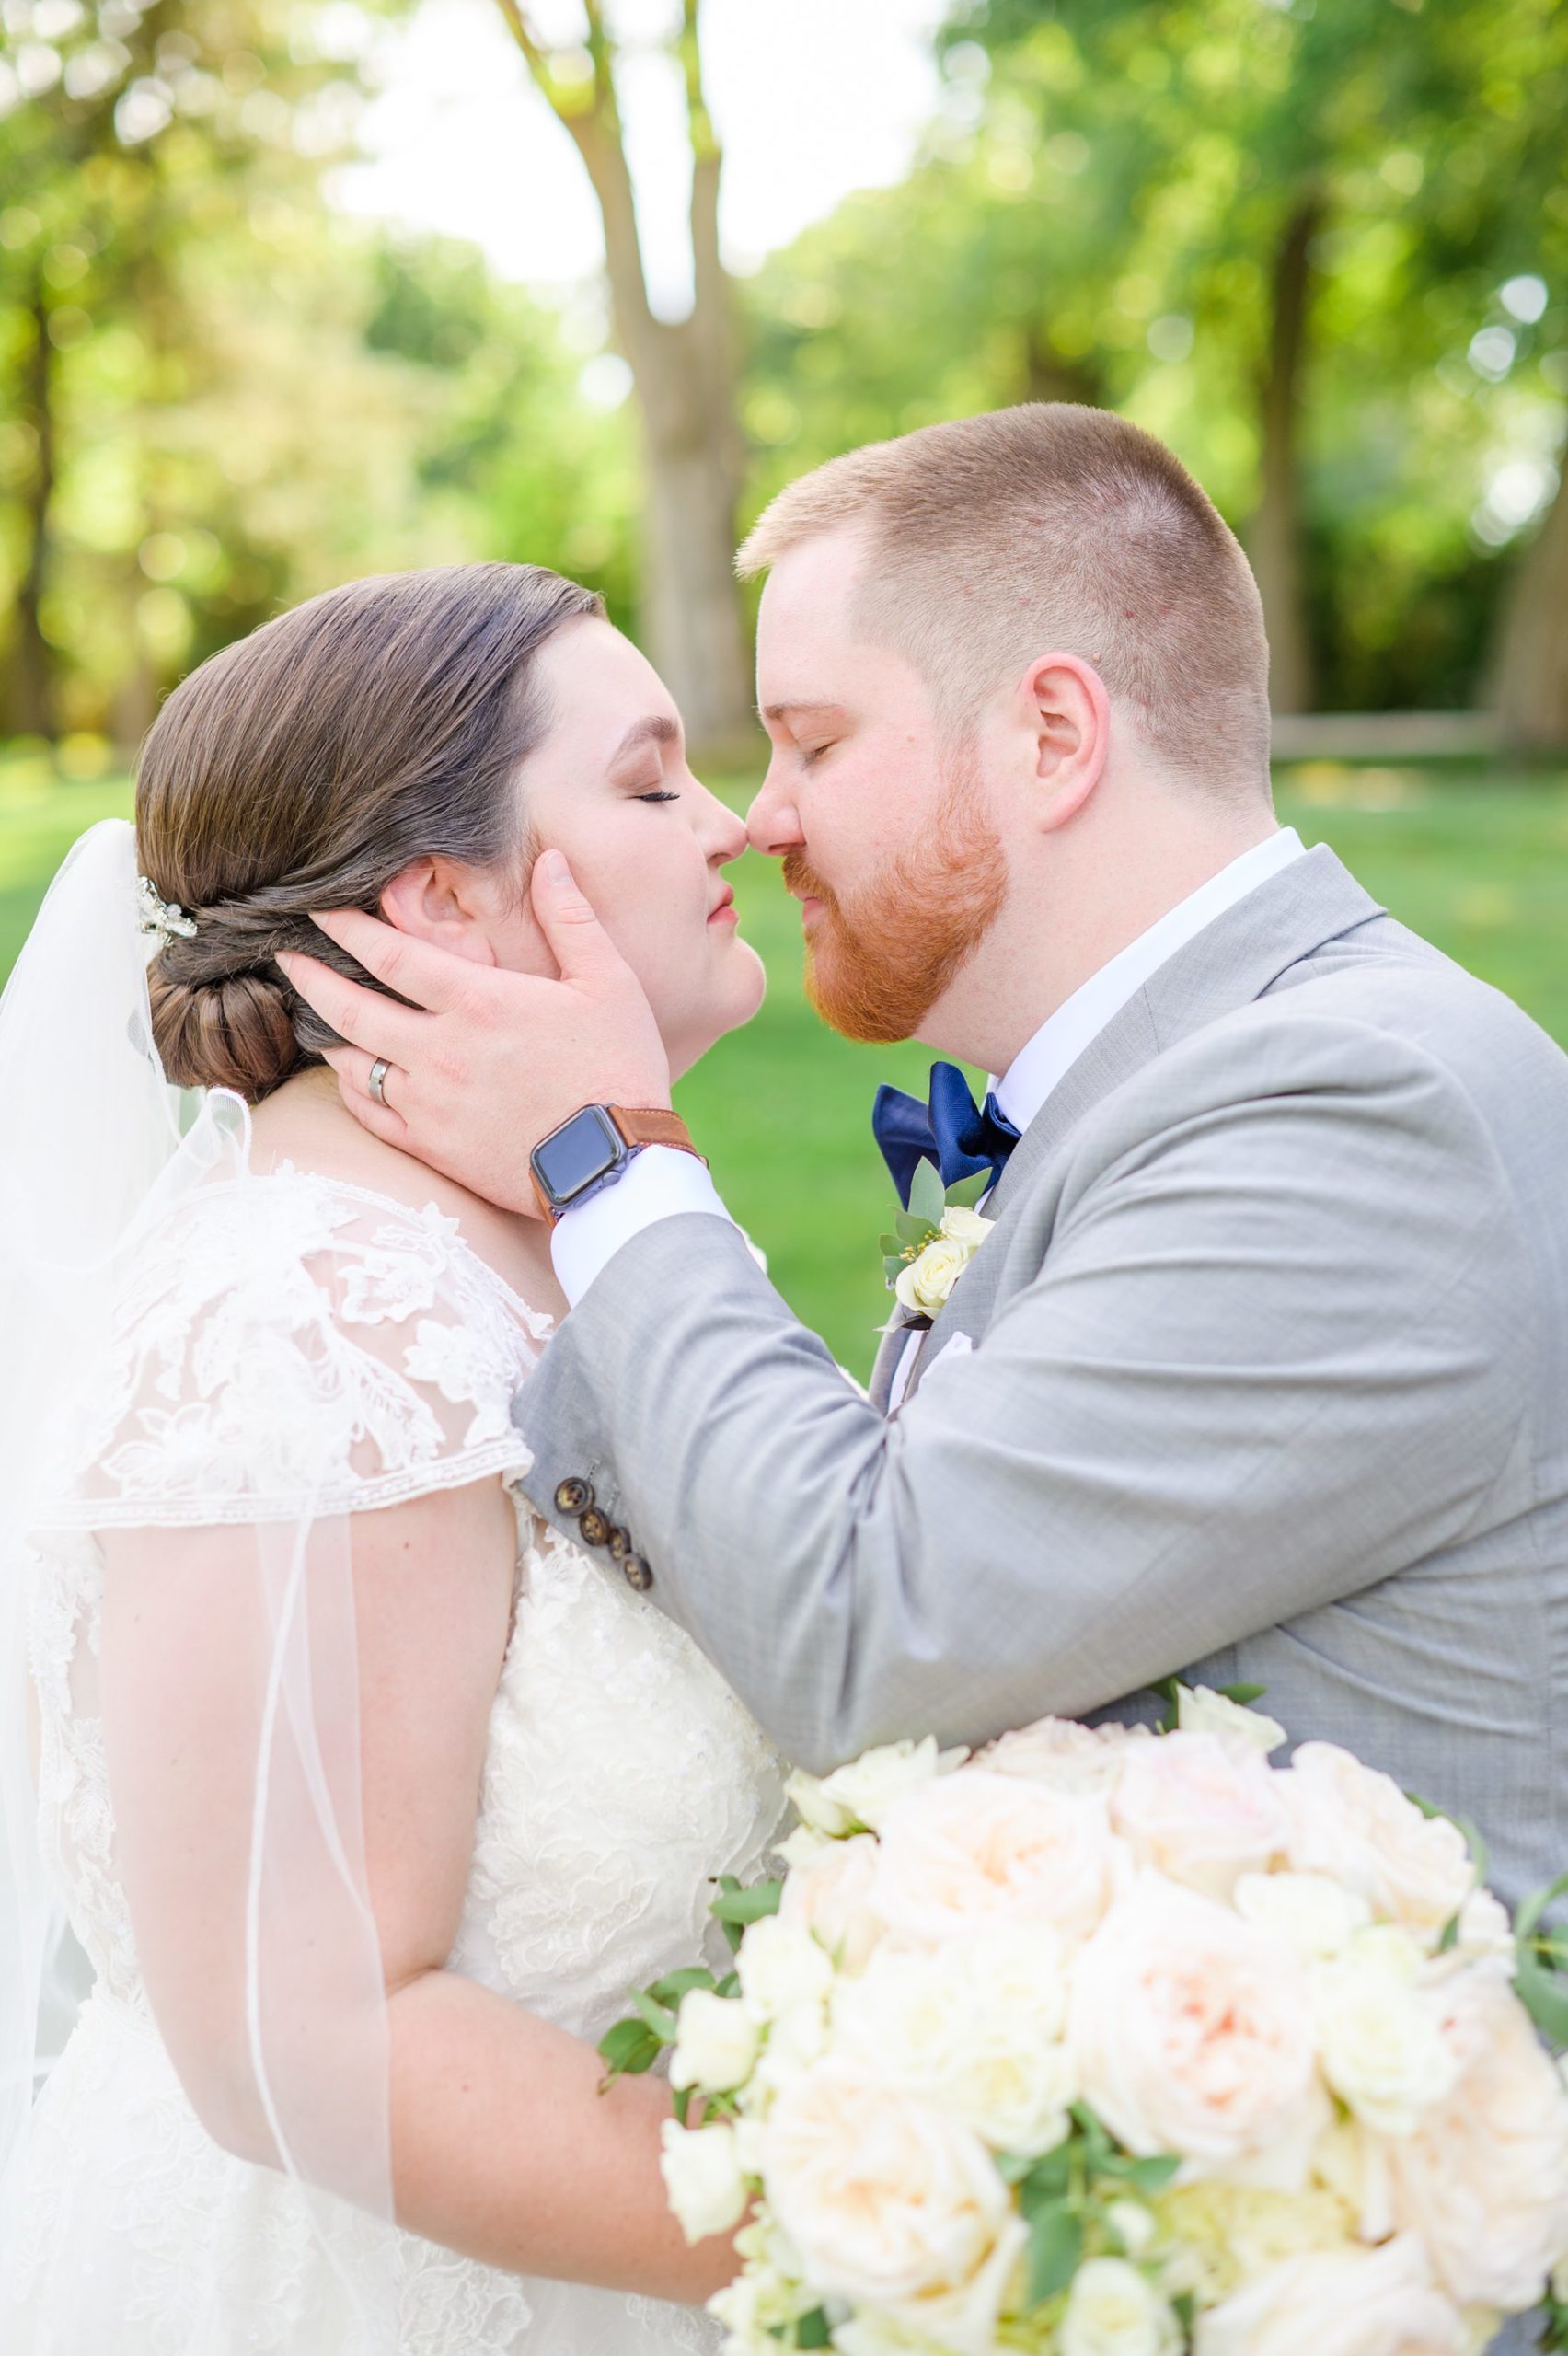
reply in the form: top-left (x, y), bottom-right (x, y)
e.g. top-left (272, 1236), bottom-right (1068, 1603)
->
top-left (0, 562), bottom-right (788, 2351)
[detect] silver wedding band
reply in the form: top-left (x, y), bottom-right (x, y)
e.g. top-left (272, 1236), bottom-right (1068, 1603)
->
top-left (367, 1057), bottom-right (393, 1109)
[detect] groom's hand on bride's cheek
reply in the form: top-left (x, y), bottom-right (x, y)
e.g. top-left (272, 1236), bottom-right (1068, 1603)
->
top-left (277, 851), bottom-right (673, 1217)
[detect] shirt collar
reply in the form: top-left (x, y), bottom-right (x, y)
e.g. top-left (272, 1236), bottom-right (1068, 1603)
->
top-left (993, 827), bottom-right (1308, 1133)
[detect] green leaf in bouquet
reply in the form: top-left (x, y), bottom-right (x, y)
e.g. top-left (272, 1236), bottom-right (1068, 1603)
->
top-left (1120, 2154), bottom-right (1182, 2195)
top-left (1023, 2199), bottom-right (1082, 2307)
top-left (793, 2308), bottom-right (834, 2349)
top-left (907, 1158), bottom-right (946, 1227)
top-left (882, 1253), bottom-right (907, 1288)
top-left (894, 1209), bottom-right (939, 1248)
top-left (631, 1989), bottom-right (679, 2041)
top-left (649, 1967), bottom-right (717, 2007)
top-left (1172, 2292), bottom-right (1196, 2336)
top-left (879, 1232), bottom-right (905, 1259)
top-left (943, 1171), bottom-right (989, 1210)
top-left (1515, 1945), bottom-right (1568, 2049)
top-left (1149, 1677), bottom-right (1182, 1734)
top-left (1216, 1682), bottom-right (1268, 1706)
top-left (672, 2085), bottom-right (693, 2128)
top-left (596, 2017), bottom-right (663, 2079)
top-left (716, 1970), bottom-right (741, 1998)
top-left (1068, 2103), bottom-right (1114, 2167)
top-left (710, 1876), bottom-right (785, 1951)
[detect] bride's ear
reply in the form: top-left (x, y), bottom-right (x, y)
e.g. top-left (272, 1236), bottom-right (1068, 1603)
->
top-left (378, 859), bottom-right (500, 967)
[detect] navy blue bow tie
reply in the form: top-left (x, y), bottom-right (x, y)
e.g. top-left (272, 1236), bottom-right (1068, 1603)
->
top-left (872, 1062), bottom-right (1022, 1209)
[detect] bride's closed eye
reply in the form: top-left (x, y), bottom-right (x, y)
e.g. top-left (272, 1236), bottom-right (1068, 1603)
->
top-left (636, 789), bottom-right (681, 804)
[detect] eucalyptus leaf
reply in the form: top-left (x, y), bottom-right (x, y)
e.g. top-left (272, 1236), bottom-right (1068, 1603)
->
top-left (631, 1989), bottom-right (678, 2040)
top-left (895, 1210), bottom-right (938, 1248)
top-left (908, 1158), bottom-right (946, 1226)
top-left (650, 1967), bottom-right (716, 2006)
top-left (944, 1170), bottom-right (989, 1209)
top-left (1216, 1681), bottom-right (1268, 1706)
top-left (1515, 1945), bottom-right (1568, 2048)
top-left (597, 2018), bottom-right (662, 2076)
top-left (1024, 2201), bottom-right (1082, 2307)
top-left (710, 1879), bottom-right (784, 1929)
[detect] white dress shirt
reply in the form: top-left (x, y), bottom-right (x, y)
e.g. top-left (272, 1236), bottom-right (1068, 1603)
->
top-left (551, 828), bottom-right (1307, 1314)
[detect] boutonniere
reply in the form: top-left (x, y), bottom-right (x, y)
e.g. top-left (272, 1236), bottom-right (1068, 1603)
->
top-left (881, 1160), bottom-right (993, 1318)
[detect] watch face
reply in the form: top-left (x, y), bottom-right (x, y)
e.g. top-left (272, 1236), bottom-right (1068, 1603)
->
top-left (532, 1104), bottom-right (623, 1207)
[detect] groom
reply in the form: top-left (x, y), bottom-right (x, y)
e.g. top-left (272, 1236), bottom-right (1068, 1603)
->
top-left (289, 402), bottom-right (1568, 1915)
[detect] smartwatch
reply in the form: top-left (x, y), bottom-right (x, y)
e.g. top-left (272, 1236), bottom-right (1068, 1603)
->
top-left (529, 1104), bottom-right (705, 1225)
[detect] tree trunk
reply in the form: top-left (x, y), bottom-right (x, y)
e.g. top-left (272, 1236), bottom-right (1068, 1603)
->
top-left (495, 0), bottom-right (755, 755)
top-left (1247, 196), bottom-right (1321, 717)
top-left (11, 276), bottom-right (57, 741)
top-left (1493, 459), bottom-right (1568, 752)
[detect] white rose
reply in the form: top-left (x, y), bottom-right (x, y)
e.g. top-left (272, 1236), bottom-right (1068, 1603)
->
top-left (1281, 1746), bottom-right (1473, 1939)
top-left (779, 1831), bottom-right (882, 1974)
top-left (787, 1735), bottom-right (964, 1838)
top-left (1060, 2258), bottom-right (1182, 2356)
top-left (737, 1916), bottom-right (836, 2022)
top-left (834, 1927), bottom-right (1076, 2154)
top-left (776, 1821), bottom-right (832, 1868)
top-left (660, 2119), bottom-right (751, 2242)
top-left (1193, 2231), bottom-right (1469, 2356)
top-left (1234, 1871), bottom-right (1373, 1961)
top-left (979, 1715), bottom-right (1150, 1797)
top-left (1177, 1684), bottom-right (1286, 1759)
top-left (1112, 1732), bottom-right (1289, 1901)
top-left (872, 1768), bottom-right (1123, 1949)
top-left (1069, 1878), bottom-right (1323, 2177)
top-left (1105, 2200), bottom-right (1158, 2258)
top-left (1388, 1969), bottom-right (1568, 2311)
top-left (758, 2062), bottom-right (1020, 2352)
top-left (671, 1990), bottom-right (762, 2094)
top-left (1311, 1928), bottom-right (1460, 2136)
top-left (894, 1207), bottom-right (991, 1316)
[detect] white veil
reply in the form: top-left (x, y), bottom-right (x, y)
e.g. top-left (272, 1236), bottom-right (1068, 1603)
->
top-left (0, 821), bottom-right (398, 2342)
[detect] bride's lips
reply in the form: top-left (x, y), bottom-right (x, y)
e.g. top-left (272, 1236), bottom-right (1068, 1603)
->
top-left (708, 884), bottom-right (738, 928)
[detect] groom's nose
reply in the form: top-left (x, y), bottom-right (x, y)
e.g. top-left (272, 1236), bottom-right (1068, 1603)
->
top-left (746, 762), bottom-right (803, 860)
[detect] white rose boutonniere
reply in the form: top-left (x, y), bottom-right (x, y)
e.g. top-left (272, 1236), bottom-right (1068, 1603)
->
top-left (882, 1159), bottom-right (992, 1318)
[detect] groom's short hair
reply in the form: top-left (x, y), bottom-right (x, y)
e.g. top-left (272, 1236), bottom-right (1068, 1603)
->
top-left (738, 404), bottom-right (1272, 791)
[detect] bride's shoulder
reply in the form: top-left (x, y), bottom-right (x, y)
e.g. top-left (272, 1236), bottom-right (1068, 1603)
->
top-left (60, 1106), bottom-right (552, 1527)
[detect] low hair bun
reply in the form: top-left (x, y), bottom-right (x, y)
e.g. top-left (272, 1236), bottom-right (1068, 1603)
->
top-left (148, 955), bottom-right (306, 1101)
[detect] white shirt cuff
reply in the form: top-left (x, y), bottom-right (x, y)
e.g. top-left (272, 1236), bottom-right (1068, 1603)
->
top-left (548, 1146), bottom-right (736, 1307)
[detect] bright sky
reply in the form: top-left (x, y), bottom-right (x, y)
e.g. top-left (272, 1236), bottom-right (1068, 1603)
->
top-left (332, 0), bottom-right (948, 316)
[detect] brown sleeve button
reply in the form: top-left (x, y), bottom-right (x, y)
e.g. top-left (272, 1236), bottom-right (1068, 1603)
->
top-left (555, 1477), bottom-right (594, 1514)
top-left (623, 1554), bottom-right (652, 1593)
top-left (578, 1507), bottom-right (613, 1550)
top-left (607, 1526), bottom-right (631, 1561)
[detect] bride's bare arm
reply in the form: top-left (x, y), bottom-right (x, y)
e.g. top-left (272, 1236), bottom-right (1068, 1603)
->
top-left (100, 1477), bottom-right (735, 2304)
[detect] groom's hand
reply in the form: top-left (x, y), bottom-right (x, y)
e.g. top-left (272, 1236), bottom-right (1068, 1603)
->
top-left (278, 851), bottom-right (672, 1217)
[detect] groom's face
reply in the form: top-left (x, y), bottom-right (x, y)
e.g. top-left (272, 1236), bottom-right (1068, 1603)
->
top-left (750, 527), bottom-right (1009, 1045)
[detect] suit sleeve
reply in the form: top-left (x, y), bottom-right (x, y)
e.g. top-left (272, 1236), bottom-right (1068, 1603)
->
top-left (513, 1011), bottom-right (1531, 1770)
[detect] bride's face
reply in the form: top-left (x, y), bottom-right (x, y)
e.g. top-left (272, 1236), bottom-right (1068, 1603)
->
top-left (394, 617), bottom-right (764, 1080)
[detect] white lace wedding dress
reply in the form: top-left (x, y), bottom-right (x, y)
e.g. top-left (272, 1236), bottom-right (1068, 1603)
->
top-left (0, 1163), bottom-right (787, 2354)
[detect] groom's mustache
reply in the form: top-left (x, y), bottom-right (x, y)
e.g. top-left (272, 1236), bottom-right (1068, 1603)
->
top-left (781, 849), bottom-right (841, 916)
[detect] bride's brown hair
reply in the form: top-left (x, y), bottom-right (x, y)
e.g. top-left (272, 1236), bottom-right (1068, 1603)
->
top-left (137, 561), bottom-right (601, 1101)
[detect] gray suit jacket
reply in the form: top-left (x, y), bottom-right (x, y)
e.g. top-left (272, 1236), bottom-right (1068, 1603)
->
top-left (515, 847), bottom-right (1568, 1930)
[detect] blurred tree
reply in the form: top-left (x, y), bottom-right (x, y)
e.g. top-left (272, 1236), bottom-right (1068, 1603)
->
top-left (0, 0), bottom-right (636, 746)
top-left (490, 0), bottom-right (752, 751)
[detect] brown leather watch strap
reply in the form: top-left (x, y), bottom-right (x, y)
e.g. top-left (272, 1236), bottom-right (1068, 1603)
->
top-left (606, 1106), bottom-right (708, 1164)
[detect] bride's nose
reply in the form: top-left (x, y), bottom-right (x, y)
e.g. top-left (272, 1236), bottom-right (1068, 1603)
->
top-left (693, 781), bottom-right (749, 866)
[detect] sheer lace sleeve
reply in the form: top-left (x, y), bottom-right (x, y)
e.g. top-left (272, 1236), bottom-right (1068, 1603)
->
top-left (40, 1169), bottom-right (550, 1532)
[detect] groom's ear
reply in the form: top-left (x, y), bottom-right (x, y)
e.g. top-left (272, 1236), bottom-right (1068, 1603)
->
top-left (1020, 653), bottom-right (1111, 834)
top-left (378, 859), bottom-right (500, 967)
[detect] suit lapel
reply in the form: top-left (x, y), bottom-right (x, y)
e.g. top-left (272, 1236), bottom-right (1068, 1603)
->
top-left (898, 846), bottom-right (1385, 1405)
top-left (870, 1308), bottom-right (927, 1415)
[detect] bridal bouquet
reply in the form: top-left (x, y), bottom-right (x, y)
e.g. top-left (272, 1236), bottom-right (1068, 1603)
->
top-left (603, 1688), bottom-right (1568, 2356)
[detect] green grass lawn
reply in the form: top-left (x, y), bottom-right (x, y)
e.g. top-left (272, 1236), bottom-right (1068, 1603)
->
top-left (5, 749), bottom-right (1567, 1375)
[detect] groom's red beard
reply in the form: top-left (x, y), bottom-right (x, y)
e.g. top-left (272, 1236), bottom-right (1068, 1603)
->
top-left (782, 766), bottom-right (1009, 1045)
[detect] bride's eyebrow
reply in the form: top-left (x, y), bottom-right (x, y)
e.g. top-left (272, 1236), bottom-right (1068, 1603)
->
top-left (607, 714), bottom-right (680, 768)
